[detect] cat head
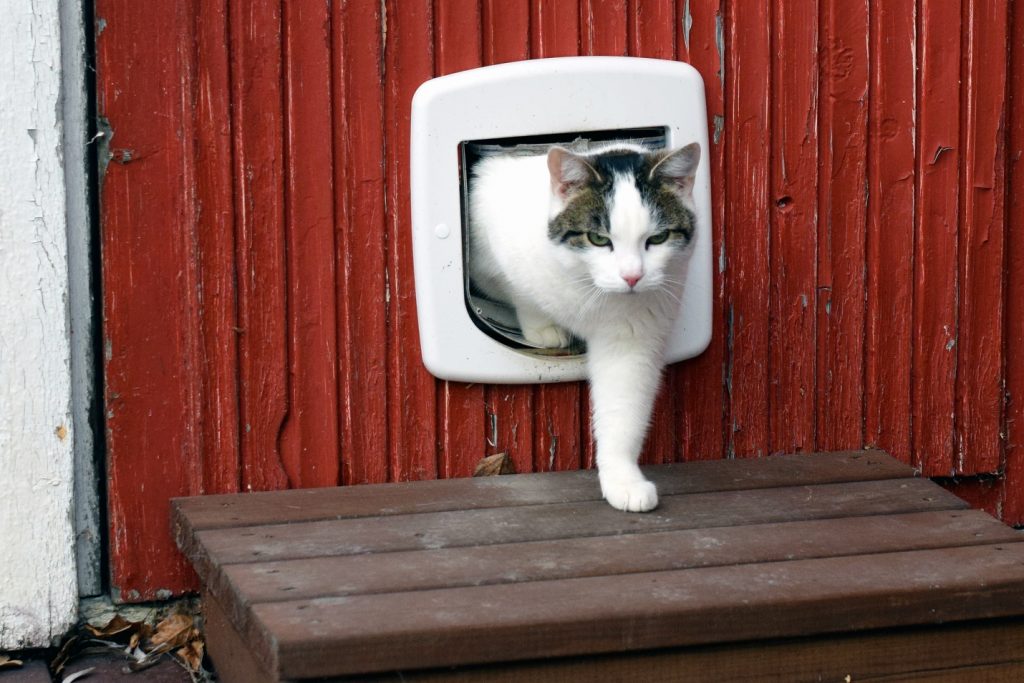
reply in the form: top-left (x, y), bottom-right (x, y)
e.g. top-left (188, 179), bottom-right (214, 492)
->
top-left (546, 143), bottom-right (700, 294)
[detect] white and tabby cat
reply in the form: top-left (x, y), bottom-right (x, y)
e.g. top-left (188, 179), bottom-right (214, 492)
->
top-left (469, 141), bottom-right (700, 512)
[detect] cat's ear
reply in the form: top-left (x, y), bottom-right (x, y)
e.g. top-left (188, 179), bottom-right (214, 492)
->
top-left (649, 142), bottom-right (701, 197)
top-left (547, 147), bottom-right (600, 199)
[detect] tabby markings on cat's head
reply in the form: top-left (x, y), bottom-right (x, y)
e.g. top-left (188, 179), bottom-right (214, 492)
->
top-left (546, 143), bottom-right (700, 293)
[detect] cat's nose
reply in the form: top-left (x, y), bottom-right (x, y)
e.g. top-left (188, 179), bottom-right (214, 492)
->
top-left (622, 273), bottom-right (643, 289)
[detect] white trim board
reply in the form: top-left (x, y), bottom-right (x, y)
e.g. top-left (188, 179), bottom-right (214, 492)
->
top-left (0, 0), bottom-right (80, 648)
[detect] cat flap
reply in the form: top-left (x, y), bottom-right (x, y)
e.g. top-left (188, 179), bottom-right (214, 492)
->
top-left (410, 56), bottom-right (712, 383)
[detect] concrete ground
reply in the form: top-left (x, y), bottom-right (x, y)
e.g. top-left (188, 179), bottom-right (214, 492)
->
top-left (0, 652), bottom-right (193, 682)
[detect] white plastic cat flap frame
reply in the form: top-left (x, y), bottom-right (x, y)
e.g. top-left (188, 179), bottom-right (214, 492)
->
top-left (410, 56), bottom-right (712, 383)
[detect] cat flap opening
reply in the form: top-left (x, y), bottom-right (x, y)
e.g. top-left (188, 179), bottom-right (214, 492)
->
top-left (460, 127), bottom-right (669, 356)
top-left (411, 57), bottom-right (712, 383)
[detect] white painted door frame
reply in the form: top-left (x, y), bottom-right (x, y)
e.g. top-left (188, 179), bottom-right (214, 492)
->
top-left (0, 0), bottom-right (97, 649)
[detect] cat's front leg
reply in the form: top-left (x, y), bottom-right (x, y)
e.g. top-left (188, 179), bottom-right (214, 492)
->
top-left (587, 333), bottom-right (666, 512)
top-left (515, 300), bottom-right (572, 349)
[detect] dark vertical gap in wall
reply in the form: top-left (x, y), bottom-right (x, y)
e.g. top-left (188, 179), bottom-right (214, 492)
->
top-left (277, 0), bottom-right (296, 490)
top-left (224, 0), bottom-right (243, 495)
top-left (719, 0), bottom-right (732, 461)
top-left (84, 0), bottom-right (110, 596)
top-left (1000, 0), bottom-right (1015, 481)
top-left (861, 0), bottom-right (873, 453)
top-left (909, 0), bottom-right (922, 471)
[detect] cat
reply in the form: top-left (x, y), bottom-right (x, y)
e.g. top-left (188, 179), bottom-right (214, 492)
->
top-left (468, 140), bottom-right (700, 512)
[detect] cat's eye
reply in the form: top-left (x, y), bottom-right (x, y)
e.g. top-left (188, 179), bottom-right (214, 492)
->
top-left (587, 233), bottom-right (612, 248)
top-left (646, 232), bottom-right (670, 247)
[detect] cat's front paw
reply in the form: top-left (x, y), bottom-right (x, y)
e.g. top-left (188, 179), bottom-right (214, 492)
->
top-left (599, 472), bottom-right (659, 512)
top-left (522, 323), bottom-right (572, 349)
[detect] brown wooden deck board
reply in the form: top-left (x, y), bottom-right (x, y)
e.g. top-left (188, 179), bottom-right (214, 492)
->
top-left (173, 450), bottom-right (909, 532)
top-left (255, 543), bottom-right (1024, 677)
top-left (172, 450), bottom-right (1024, 681)
top-left (223, 509), bottom-right (1018, 603)
top-left (338, 618), bottom-right (1024, 682)
top-left (190, 477), bottom-right (962, 566)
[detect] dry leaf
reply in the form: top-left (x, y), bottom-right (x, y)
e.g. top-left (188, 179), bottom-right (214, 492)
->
top-left (148, 613), bottom-right (194, 651)
top-left (175, 638), bottom-right (205, 672)
top-left (63, 667), bottom-right (95, 682)
top-left (128, 623), bottom-right (152, 651)
top-left (85, 615), bottom-right (138, 641)
top-left (0, 654), bottom-right (24, 669)
top-left (51, 635), bottom-right (80, 674)
top-left (473, 452), bottom-right (515, 477)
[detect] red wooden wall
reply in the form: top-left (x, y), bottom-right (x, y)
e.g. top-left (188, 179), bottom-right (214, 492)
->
top-left (95, 0), bottom-right (1024, 600)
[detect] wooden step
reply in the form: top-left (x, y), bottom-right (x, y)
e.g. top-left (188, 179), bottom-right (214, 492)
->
top-left (172, 450), bottom-right (1024, 681)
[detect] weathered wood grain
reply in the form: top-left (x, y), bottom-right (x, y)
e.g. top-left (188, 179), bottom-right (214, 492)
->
top-left (339, 619), bottom-right (1024, 683)
top-left (955, 0), bottom-right (1009, 476)
top-left (724, 0), bottom-right (771, 458)
top-left (193, 0), bottom-right (241, 496)
top-left (208, 595), bottom-right (1024, 683)
top-left (1004, 0), bottom-right (1024, 526)
top-left (865, 0), bottom-right (915, 465)
top-left (675, 0), bottom-right (727, 462)
top-left (384, 0), bottom-right (438, 482)
top-left (98, 0), bottom-right (206, 598)
top-left (177, 453), bottom-right (1024, 680)
top-left (816, 0), bottom-right (868, 452)
top-left (259, 542), bottom-right (1024, 677)
top-left (280, 0), bottom-right (340, 489)
top-left (173, 450), bottom-right (911, 532)
top-left (192, 478), bottom-right (961, 566)
top-left (913, 0), bottom-right (962, 476)
top-left (581, 0), bottom-right (628, 56)
top-left (230, 0), bottom-right (291, 492)
top-left (223, 509), bottom-right (1011, 604)
top-left (770, 0), bottom-right (819, 455)
top-left (333, 0), bottom-right (389, 486)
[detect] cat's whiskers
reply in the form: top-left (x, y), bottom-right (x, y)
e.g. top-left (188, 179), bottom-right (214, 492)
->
top-left (569, 284), bottom-right (605, 333)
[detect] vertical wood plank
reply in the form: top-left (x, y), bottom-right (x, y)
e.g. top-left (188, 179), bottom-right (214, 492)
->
top-left (628, 0), bottom-right (676, 59)
top-left (532, 0), bottom-right (584, 472)
top-left (230, 0), bottom-right (291, 491)
top-left (434, 0), bottom-right (488, 479)
top-left (770, 0), bottom-right (818, 455)
top-left (193, 0), bottom-right (241, 494)
top-left (954, 0), bottom-right (1008, 475)
top-left (676, 0), bottom-right (727, 461)
top-left (483, 0), bottom-right (531, 65)
top-left (724, 0), bottom-right (772, 458)
top-left (581, 0), bottom-right (627, 56)
top-left (815, 0), bottom-right (868, 451)
top-left (532, 0), bottom-right (581, 59)
top-left (384, 0), bottom-right (439, 481)
top-left (1001, 0), bottom-right (1024, 525)
top-left (333, 1), bottom-right (390, 485)
top-left (865, 0), bottom-right (916, 465)
top-left (280, 0), bottom-right (340, 488)
top-left (98, 0), bottom-right (204, 598)
top-left (913, 0), bottom-right (962, 476)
